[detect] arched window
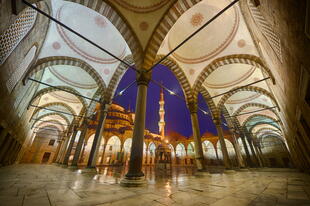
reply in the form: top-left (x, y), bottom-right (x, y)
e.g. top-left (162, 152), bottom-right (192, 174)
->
top-left (176, 143), bottom-right (186, 158)
top-left (202, 140), bottom-right (217, 160)
top-left (187, 142), bottom-right (195, 157)
top-left (0, 6), bottom-right (37, 65)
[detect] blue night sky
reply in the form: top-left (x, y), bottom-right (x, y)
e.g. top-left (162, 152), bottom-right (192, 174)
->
top-left (113, 64), bottom-right (228, 137)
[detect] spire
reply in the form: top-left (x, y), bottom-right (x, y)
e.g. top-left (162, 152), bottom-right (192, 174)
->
top-left (158, 86), bottom-right (165, 139)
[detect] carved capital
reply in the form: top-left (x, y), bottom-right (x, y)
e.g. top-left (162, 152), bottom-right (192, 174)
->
top-left (213, 117), bottom-right (221, 126)
top-left (187, 101), bottom-right (198, 114)
top-left (136, 71), bottom-right (151, 86)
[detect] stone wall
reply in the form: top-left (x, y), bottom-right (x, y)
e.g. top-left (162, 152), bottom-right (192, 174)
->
top-left (0, 0), bottom-right (50, 164)
top-left (240, 0), bottom-right (310, 171)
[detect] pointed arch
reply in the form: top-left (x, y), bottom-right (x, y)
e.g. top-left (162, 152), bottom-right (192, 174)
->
top-left (232, 102), bottom-right (279, 118)
top-left (23, 56), bottom-right (106, 91)
top-left (255, 128), bottom-right (282, 137)
top-left (200, 87), bottom-right (218, 118)
top-left (193, 54), bottom-right (276, 93)
top-left (144, 0), bottom-right (202, 69)
top-left (104, 55), bottom-right (134, 102)
top-left (29, 86), bottom-right (87, 113)
top-left (31, 102), bottom-right (77, 120)
top-left (249, 121), bottom-right (281, 134)
top-left (32, 112), bottom-right (70, 128)
top-left (155, 55), bottom-right (194, 102)
top-left (242, 114), bottom-right (279, 128)
top-left (34, 120), bottom-right (65, 132)
top-left (217, 86), bottom-right (279, 111)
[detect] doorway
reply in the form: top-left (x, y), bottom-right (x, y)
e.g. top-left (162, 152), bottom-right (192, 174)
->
top-left (41, 152), bottom-right (51, 163)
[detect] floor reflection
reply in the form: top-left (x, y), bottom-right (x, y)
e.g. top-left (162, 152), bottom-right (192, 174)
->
top-left (94, 166), bottom-right (197, 184)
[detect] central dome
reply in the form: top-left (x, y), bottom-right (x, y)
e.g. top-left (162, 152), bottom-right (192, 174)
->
top-left (168, 0), bottom-right (239, 64)
top-left (56, 3), bottom-right (126, 64)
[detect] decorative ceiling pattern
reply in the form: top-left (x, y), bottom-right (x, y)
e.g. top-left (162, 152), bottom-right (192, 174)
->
top-left (157, 0), bottom-right (282, 142)
top-left (0, 5), bottom-right (37, 65)
top-left (113, 0), bottom-right (170, 13)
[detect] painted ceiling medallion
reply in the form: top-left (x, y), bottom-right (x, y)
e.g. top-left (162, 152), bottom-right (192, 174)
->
top-left (113, 0), bottom-right (170, 13)
top-left (190, 13), bottom-right (204, 27)
top-left (103, 68), bottom-right (110, 75)
top-left (237, 39), bottom-right (246, 48)
top-left (52, 42), bottom-right (61, 50)
top-left (168, 0), bottom-right (239, 64)
top-left (139, 21), bottom-right (149, 31)
top-left (94, 15), bottom-right (107, 28)
top-left (56, 3), bottom-right (126, 64)
top-left (189, 68), bottom-right (195, 75)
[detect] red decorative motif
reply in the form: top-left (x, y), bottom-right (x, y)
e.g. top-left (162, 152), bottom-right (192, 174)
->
top-left (190, 13), bottom-right (204, 27)
top-left (237, 39), bottom-right (246, 48)
top-left (94, 16), bottom-right (107, 28)
top-left (103, 68), bottom-right (110, 75)
top-left (52, 42), bottom-right (61, 50)
top-left (189, 68), bottom-right (195, 75)
top-left (139, 21), bottom-right (149, 31)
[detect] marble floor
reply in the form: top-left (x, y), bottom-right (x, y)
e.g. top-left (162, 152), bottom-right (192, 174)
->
top-left (0, 164), bottom-right (310, 206)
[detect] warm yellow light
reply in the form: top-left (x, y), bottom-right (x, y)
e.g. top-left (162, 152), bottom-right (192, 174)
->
top-left (165, 140), bottom-right (169, 143)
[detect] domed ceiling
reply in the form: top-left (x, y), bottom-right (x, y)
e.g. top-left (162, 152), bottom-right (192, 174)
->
top-left (157, 0), bottom-right (281, 139)
top-left (38, 0), bottom-right (131, 85)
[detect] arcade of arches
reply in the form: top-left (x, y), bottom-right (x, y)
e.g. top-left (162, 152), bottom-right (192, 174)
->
top-left (0, 0), bottom-right (310, 205)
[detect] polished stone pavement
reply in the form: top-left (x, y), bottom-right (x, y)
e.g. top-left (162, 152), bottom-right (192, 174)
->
top-left (0, 164), bottom-right (310, 206)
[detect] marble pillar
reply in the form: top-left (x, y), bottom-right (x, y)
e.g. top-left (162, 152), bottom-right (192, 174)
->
top-left (71, 123), bottom-right (88, 167)
top-left (63, 128), bottom-right (78, 166)
top-left (188, 101), bottom-right (206, 171)
top-left (121, 71), bottom-right (150, 186)
top-left (246, 137), bottom-right (260, 167)
top-left (240, 135), bottom-right (253, 167)
top-left (99, 142), bottom-right (107, 165)
top-left (86, 103), bottom-right (109, 169)
top-left (214, 118), bottom-right (232, 170)
top-left (53, 140), bottom-right (62, 163)
top-left (231, 132), bottom-right (245, 168)
top-left (0, 136), bottom-right (14, 163)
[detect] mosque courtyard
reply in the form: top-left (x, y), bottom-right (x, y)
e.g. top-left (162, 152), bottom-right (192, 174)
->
top-left (0, 165), bottom-right (309, 206)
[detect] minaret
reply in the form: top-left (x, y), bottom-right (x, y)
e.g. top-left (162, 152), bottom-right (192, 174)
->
top-left (158, 87), bottom-right (165, 139)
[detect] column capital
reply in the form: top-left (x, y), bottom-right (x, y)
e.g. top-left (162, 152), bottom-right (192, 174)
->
top-left (187, 101), bottom-right (198, 114)
top-left (213, 117), bottom-right (221, 126)
top-left (136, 71), bottom-right (151, 86)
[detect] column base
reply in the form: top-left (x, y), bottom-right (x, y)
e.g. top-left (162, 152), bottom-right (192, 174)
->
top-left (120, 176), bottom-right (146, 187)
top-left (195, 171), bottom-right (210, 177)
top-left (61, 164), bottom-right (68, 168)
top-left (80, 167), bottom-right (97, 173)
top-left (68, 165), bottom-right (78, 169)
top-left (224, 169), bottom-right (236, 174)
top-left (238, 168), bottom-right (250, 172)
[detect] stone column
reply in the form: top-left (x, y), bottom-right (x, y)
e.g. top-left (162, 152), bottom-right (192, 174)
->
top-left (231, 131), bottom-right (245, 168)
top-left (246, 137), bottom-right (260, 167)
top-left (63, 128), bottom-right (78, 166)
top-left (59, 132), bottom-right (71, 164)
top-left (240, 134), bottom-right (253, 167)
top-left (53, 140), bottom-right (62, 163)
top-left (4, 140), bottom-right (18, 165)
top-left (0, 136), bottom-right (14, 163)
top-left (188, 102), bottom-right (206, 171)
top-left (99, 142), bottom-right (107, 165)
top-left (86, 103), bottom-right (109, 169)
top-left (79, 142), bottom-right (87, 164)
top-left (214, 118), bottom-right (232, 170)
top-left (0, 129), bottom-right (9, 148)
top-left (121, 71), bottom-right (150, 186)
top-left (71, 122), bottom-right (88, 168)
top-left (145, 148), bottom-right (149, 165)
